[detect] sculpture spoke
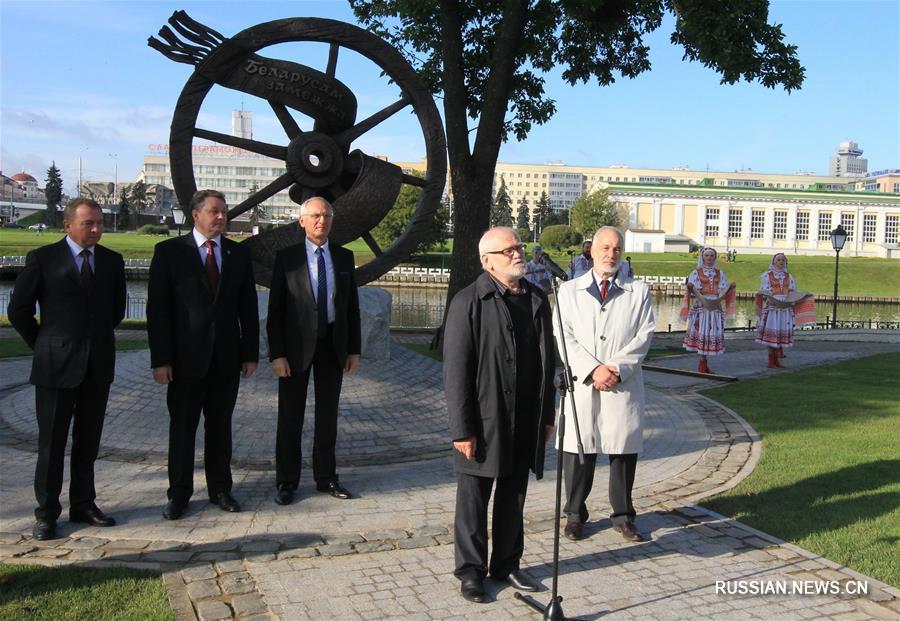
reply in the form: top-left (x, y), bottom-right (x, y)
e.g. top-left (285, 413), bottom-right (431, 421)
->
top-left (333, 95), bottom-right (412, 146)
top-left (270, 102), bottom-right (303, 139)
top-left (193, 128), bottom-right (287, 159)
top-left (326, 42), bottom-right (339, 78)
top-left (402, 174), bottom-right (427, 188)
top-left (362, 232), bottom-right (383, 257)
top-left (227, 173), bottom-right (294, 219)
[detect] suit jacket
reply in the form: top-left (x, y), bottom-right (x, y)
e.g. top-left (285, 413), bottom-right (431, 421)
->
top-left (8, 238), bottom-right (126, 388)
top-left (443, 273), bottom-right (556, 480)
top-left (147, 233), bottom-right (259, 379)
top-left (554, 269), bottom-right (655, 454)
top-left (266, 241), bottom-right (361, 371)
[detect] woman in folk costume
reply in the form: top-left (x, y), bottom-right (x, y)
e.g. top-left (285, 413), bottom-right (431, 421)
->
top-left (755, 253), bottom-right (815, 368)
top-left (681, 247), bottom-right (736, 373)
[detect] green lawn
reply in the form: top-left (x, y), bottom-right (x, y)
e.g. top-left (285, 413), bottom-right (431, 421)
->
top-left (699, 353), bottom-right (900, 587)
top-left (0, 338), bottom-right (147, 359)
top-left (0, 563), bottom-right (173, 621)
top-left (2, 230), bottom-right (897, 296)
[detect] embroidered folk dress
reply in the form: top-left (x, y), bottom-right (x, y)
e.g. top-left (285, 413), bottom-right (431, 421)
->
top-left (683, 267), bottom-right (730, 356)
top-left (755, 270), bottom-right (796, 348)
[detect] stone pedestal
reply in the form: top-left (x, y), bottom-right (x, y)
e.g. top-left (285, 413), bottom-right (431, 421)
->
top-left (255, 287), bottom-right (392, 362)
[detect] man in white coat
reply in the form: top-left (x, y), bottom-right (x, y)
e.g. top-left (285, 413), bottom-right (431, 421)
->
top-left (554, 226), bottom-right (655, 543)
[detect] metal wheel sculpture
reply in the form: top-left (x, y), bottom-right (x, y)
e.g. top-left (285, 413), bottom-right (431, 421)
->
top-left (148, 11), bottom-right (446, 285)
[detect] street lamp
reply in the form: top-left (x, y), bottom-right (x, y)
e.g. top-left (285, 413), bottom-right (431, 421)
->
top-left (171, 205), bottom-right (186, 236)
top-left (829, 224), bottom-right (848, 328)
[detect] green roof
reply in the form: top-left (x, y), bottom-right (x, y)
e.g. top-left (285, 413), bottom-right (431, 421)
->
top-left (603, 181), bottom-right (900, 205)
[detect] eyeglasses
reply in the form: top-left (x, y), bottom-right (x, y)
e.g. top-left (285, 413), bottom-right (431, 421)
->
top-left (484, 244), bottom-right (526, 258)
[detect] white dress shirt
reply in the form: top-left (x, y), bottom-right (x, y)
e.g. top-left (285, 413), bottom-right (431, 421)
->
top-left (192, 228), bottom-right (222, 271)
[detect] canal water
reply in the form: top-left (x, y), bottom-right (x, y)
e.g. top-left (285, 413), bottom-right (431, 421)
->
top-left (1, 281), bottom-right (898, 329)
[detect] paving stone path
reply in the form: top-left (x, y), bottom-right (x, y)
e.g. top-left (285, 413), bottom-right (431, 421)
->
top-left (1, 331), bottom-right (898, 620)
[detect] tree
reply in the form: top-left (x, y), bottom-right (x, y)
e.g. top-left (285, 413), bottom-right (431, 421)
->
top-left (532, 191), bottom-right (550, 235)
top-left (117, 189), bottom-right (132, 231)
top-left (490, 176), bottom-right (513, 227)
top-left (543, 210), bottom-right (567, 227)
top-left (539, 224), bottom-right (581, 251)
top-left (350, 0), bottom-right (803, 305)
top-left (129, 180), bottom-right (150, 222)
top-left (247, 182), bottom-right (267, 227)
top-left (44, 162), bottom-right (63, 227)
top-left (372, 172), bottom-right (449, 254)
top-left (516, 195), bottom-right (530, 233)
top-left (570, 189), bottom-right (619, 238)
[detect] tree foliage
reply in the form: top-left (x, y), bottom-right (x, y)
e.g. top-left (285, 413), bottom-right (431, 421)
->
top-left (117, 189), bottom-right (132, 231)
top-left (569, 189), bottom-right (619, 238)
top-left (44, 162), bottom-right (63, 226)
top-left (350, 0), bottom-right (804, 309)
top-left (371, 173), bottom-right (449, 254)
top-left (129, 180), bottom-right (150, 218)
top-left (490, 176), bottom-right (513, 227)
top-left (539, 224), bottom-right (582, 251)
top-left (516, 195), bottom-right (531, 232)
top-left (532, 191), bottom-right (550, 232)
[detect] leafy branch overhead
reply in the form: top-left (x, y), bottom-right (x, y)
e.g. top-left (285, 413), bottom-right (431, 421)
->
top-left (351, 0), bottom-right (804, 144)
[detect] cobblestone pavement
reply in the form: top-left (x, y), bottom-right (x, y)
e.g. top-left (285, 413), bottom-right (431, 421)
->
top-left (1, 331), bottom-right (898, 620)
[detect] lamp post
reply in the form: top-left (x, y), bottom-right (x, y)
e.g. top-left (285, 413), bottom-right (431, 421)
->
top-left (171, 205), bottom-right (186, 236)
top-left (829, 224), bottom-right (847, 328)
top-left (109, 153), bottom-right (118, 231)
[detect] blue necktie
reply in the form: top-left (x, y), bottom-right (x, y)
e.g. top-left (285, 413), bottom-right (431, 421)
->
top-left (316, 247), bottom-right (328, 336)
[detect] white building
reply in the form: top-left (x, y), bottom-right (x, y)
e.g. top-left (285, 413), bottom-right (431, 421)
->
top-left (829, 140), bottom-right (868, 177)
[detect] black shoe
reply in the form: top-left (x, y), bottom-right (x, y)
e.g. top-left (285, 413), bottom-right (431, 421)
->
top-left (211, 492), bottom-right (241, 512)
top-left (69, 505), bottom-right (116, 527)
top-left (316, 481), bottom-right (352, 499)
top-left (499, 570), bottom-right (539, 592)
top-left (275, 486), bottom-right (294, 506)
top-left (563, 519), bottom-right (583, 541)
top-left (163, 499), bottom-right (188, 520)
top-left (612, 521), bottom-right (646, 542)
top-left (32, 519), bottom-right (57, 540)
top-left (460, 577), bottom-right (487, 603)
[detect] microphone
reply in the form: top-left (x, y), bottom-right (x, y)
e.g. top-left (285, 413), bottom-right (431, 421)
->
top-left (538, 254), bottom-right (569, 281)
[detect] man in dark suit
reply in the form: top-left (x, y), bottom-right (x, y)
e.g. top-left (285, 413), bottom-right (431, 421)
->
top-left (443, 227), bottom-right (556, 603)
top-left (9, 197), bottom-right (126, 540)
top-left (147, 189), bottom-right (259, 520)
top-left (267, 196), bottom-right (360, 505)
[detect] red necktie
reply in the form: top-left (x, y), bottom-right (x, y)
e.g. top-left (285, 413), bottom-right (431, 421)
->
top-left (203, 239), bottom-right (219, 291)
top-left (600, 279), bottom-right (609, 300)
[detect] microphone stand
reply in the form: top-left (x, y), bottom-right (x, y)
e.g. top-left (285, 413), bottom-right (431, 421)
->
top-left (514, 272), bottom-right (586, 620)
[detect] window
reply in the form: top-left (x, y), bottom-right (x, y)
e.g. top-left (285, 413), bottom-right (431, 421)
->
top-left (750, 210), bottom-right (765, 239)
top-left (893, 183), bottom-right (899, 193)
top-left (728, 208), bottom-right (742, 237)
top-left (840, 213), bottom-right (855, 241)
top-left (818, 212), bottom-right (832, 241)
top-left (863, 214), bottom-right (877, 243)
top-left (886, 215), bottom-right (899, 245)
top-left (795, 212), bottom-right (810, 240)
top-left (773, 210), bottom-right (787, 240)
top-left (705, 207), bottom-right (719, 237)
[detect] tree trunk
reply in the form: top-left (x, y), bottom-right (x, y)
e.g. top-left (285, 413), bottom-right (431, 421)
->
top-left (445, 160), bottom-right (493, 306)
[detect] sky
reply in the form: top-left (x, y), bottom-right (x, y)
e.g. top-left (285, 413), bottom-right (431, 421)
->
top-left (1, 0), bottom-right (898, 195)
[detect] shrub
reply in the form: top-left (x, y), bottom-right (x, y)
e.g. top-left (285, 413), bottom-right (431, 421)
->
top-left (539, 225), bottom-right (582, 251)
top-left (138, 224), bottom-right (170, 236)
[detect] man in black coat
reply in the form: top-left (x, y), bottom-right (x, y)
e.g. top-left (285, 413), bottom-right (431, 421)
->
top-left (147, 189), bottom-right (259, 520)
top-left (267, 197), bottom-right (361, 505)
top-left (8, 198), bottom-right (126, 540)
top-left (443, 227), bottom-right (556, 603)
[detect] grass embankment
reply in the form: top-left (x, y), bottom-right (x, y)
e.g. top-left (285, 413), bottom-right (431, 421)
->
top-left (0, 563), bottom-right (173, 621)
top-left (2, 231), bottom-right (897, 296)
top-left (699, 353), bottom-right (899, 587)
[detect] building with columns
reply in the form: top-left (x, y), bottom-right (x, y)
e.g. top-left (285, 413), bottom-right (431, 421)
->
top-left (602, 180), bottom-right (900, 258)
